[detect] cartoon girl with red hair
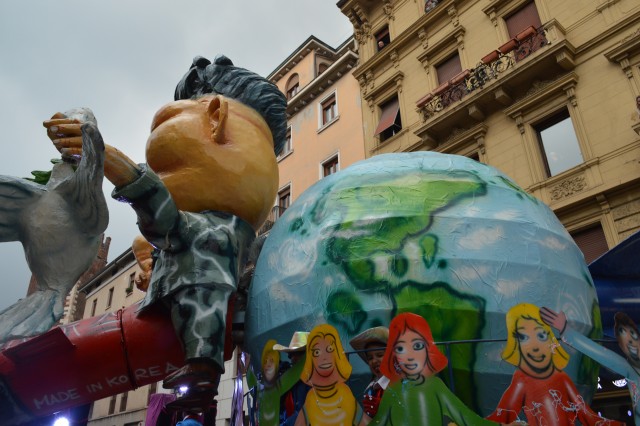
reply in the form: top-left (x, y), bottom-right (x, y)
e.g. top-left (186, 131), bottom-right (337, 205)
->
top-left (369, 312), bottom-right (509, 425)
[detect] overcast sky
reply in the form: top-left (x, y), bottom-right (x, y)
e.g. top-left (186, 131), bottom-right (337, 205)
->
top-left (0, 1), bottom-right (353, 312)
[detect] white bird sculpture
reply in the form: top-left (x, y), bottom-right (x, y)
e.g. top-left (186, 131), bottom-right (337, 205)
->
top-left (0, 108), bottom-right (108, 342)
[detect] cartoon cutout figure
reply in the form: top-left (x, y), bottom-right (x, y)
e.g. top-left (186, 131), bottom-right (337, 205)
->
top-left (273, 332), bottom-right (312, 426)
top-left (542, 307), bottom-right (639, 425)
top-left (44, 55), bottom-right (287, 410)
top-left (369, 312), bottom-right (510, 426)
top-left (295, 323), bottom-right (364, 426)
top-left (488, 303), bottom-right (624, 426)
top-left (246, 333), bottom-right (308, 426)
top-left (349, 326), bottom-right (389, 419)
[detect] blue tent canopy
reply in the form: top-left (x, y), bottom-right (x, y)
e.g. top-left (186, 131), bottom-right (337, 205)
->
top-left (589, 230), bottom-right (640, 337)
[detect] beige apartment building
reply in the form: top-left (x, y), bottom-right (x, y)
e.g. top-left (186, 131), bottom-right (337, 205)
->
top-left (337, 0), bottom-right (640, 264)
top-left (336, 0), bottom-right (640, 418)
top-left (267, 35), bottom-right (366, 214)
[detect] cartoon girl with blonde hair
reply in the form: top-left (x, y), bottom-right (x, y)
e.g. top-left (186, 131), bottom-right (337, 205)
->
top-left (488, 303), bottom-right (624, 425)
top-left (295, 324), bottom-right (363, 426)
top-left (370, 312), bottom-right (508, 425)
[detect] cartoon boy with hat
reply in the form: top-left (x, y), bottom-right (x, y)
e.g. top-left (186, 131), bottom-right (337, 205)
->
top-left (350, 326), bottom-right (389, 418)
top-left (246, 332), bottom-right (309, 426)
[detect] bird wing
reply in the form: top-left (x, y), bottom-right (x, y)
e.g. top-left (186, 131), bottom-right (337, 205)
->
top-left (0, 175), bottom-right (43, 242)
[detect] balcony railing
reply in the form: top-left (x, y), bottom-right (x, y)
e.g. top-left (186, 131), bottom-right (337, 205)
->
top-left (417, 25), bottom-right (549, 120)
top-left (257, 205), bottom-right (287, 236)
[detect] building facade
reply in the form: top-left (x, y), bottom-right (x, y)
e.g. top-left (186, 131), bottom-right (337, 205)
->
top-left (266, 36), bottom-right (366, 216)
top-left (337, 0), bottom-right (640, 420)
top-left (337, 0), bottom-right (639, 263)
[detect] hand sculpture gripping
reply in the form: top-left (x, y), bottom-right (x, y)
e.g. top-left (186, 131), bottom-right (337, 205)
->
top-left (0, 110), bottom-right (109, 342)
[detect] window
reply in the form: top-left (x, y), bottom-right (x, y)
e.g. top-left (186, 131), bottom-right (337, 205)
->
top-left (147, 382), bottom-right (157, 405)
top-left (317, 63), bottom-right (329, 76)
top-left (285, 74), bottom-right (300, 100)
top-left (535, 109), bottom-right (583, 177)
top-left (425, 0), bottom-right (440, 13)
top-left (321, 94), bottom-right (338, 126)
top-left (278, 186), bottom-right (291, 217)
top-left (374, 96), bottom-right (402, 142)
top-left (90, 299), bottom-right (97, 316)
top-left (376, 26), bottom-right (390, 51)
top-left (108, 395), bottom-right (116, 415)
top-left (106, 287), bottom-right (114, 309)
top-left (436, 53), bottom-right (462, 85)
top-left (119, 391), bottom-right (128, 412)
top-left (571, 224), bottom-right (609, 264)
top-left (505, 1), bottom-right (542, 39)
top-left (279, 127), bottom-right (292, 158)
top-left (126, 272), bottom-right (135, 295)
top-left (322, 156), bottom-right (339, 177)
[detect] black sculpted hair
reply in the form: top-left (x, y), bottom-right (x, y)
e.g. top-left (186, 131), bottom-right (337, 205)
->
top-left (175, 55), bottom-right (288, 156)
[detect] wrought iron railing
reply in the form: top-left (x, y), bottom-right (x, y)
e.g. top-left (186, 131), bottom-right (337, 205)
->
top-left (417, 26), bottom-right (549, 120)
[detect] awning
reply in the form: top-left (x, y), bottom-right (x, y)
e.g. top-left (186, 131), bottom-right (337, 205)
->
top-left (373, 98), bottom-right (400, 136)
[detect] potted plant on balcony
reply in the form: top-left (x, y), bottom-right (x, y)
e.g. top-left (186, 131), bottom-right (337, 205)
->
top-left (498, 38), bottom-right (518, 54)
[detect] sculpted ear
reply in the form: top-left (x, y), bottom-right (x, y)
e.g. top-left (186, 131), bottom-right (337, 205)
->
top-left (208, 95), bottom-right (228, 145)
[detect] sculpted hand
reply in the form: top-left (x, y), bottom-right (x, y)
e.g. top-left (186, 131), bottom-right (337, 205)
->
top-left (44, 112), bottom-right (84, 160)
top-left (540, 307), bottom-right (567, 335)
top-left (132, 235), bottom-right (154, 292)
top-left (44, 112), bottom-right (141, 187)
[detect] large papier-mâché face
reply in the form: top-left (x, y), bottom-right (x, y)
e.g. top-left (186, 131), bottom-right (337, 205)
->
top-left (146, 94), bottom-right (278, 230)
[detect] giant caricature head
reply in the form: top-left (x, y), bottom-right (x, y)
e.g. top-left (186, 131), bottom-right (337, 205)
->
top-left (146, 55), bottom-right (287, 230)
top-left (614, 312), bottom-right (640, 368)
top-left (502, 303), bottom-right (569, 378)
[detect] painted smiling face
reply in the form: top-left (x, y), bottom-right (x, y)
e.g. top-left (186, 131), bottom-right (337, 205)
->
top-left (311, 336), bottom-right (338, 385)
top-left (516, 318), bottom-right (554, 377)
top-left (393, 329), bottom-right (429, 379)
top-left (617, 325), bottom-right (640, 366)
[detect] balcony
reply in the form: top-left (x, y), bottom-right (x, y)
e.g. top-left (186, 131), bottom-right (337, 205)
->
top-left (257, 206), bottom-right (287, 236)
top-left (414, 20), bottom-right (576, 146)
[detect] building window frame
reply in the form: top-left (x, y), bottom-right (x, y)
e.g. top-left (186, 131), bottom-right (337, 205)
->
top-left (321, 153), bottom-right (340, 178)
top-left (277, 185), bottom-right (291, 218)
top-left (504, 73), bottom-right (591, 184)
top-left (435, 52), bottom-right (463, 85)
top-left (318, 91), bottom-right (339, 130)
top-left (285, 73), bottom-right (300, 100)
top-left (126, 272), bottom-right (135, 296)
top-left (375, 95), bottom-right (403, 143)
top-left (108, 395), bottom-right (117, 415)
top-left (90, 298), bottom-right (97, 317)
top-left (534, 108), bottom-right (583, 177)
top-left (106, 287), bottom-right (114, 309)
top-left (119, 391), bottom-right (128, 412)
top-left (375, 26), bottom-right (391, 51)
top-left (278, 126), bottom-right (293, 161)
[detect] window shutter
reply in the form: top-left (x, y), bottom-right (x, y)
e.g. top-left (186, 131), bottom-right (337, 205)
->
top-left (436, 54), bottom-right (462, 84)
top-left (505, 2), bottom-right (542, 38)
top-left (571, 224), bottom-right (609, 264)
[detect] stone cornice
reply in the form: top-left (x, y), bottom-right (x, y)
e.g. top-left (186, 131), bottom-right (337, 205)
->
top-left (286, 50), bottom-right (359, 118)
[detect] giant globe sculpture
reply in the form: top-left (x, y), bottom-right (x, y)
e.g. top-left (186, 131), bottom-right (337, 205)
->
top-left (245, 152), bottom-right (601, 414)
